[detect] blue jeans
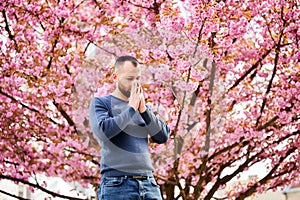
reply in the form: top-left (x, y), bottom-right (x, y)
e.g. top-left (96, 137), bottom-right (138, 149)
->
top-left (98, 176), bottom-right (163, 200)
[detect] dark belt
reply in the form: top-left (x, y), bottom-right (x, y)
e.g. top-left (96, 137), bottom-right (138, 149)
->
top-left (104, 175), bottom-right (153, 180)
top-left (126, 175), bottom-right (153, 180)
top-left (108, 175), bottom-right (152, 180)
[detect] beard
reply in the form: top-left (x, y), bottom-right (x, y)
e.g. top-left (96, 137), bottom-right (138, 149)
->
top-left (118, 84), bottom-right (131, 98)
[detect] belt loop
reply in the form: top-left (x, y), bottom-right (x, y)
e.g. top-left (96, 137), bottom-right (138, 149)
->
top-left (124, 175), bottom-right (127, 179)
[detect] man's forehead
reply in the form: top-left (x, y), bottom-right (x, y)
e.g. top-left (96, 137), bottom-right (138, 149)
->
top-left (123, 61), bottom-right (139, 68)
top-left (124, 69), bottom-right (141, 77)
top-left (119, 62), bottom-right (140, 73)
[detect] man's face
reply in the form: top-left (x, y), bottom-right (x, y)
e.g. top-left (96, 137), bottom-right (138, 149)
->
top-left (116, 61), bottom-right (141, 98)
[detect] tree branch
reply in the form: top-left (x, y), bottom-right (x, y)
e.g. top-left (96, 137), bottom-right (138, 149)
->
top-left (88, 40), bottom-right (118, 57)
top-left (124, 0), bottom-right (163, 15)
top-left (257, 115), bottom-right (279, 131)
top-left (203, 148), bottom-right (256, 200)
top-left (193, 154), bottom-right (209, 199)
top-left (236, 147), bottom-right (297, 200)
top-left (65, 148), bottom-right (100, 166)
top-left (0, 189), bottom-right (30, 200)
top-left (257, 95), bottom-right (296, 131)
top-left (2, 10), bottom-right (18, 49)
top-left (0, 88), bottom-right (58, 125)
top-left (201, 129), bottom-right (299, 199)
top-left (228, 47), bottom-right (274, 91)
top-left (208, 137), bottom-right (247, 161)
top-left (52, 99), bottom-right (75, 126)
top-left (192, 17), bottom-right (207, 57)
top-left (0, 174), bottom-right (87, 200)
top-left (255, 19), bottom-right (286, 126)
top-left (193, 61), bottom-right (217, 199)
top-left (204, 61), bottom-right (217, 152)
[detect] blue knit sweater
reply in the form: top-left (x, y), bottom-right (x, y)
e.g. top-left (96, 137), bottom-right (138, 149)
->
top-left (89, 94), bottom-right (170, 177)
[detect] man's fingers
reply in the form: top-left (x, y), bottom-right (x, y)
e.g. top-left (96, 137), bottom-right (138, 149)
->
top-left (131, 81), bottom-right (136, 93)
top-left (137, 83), bottom-right (141, 94)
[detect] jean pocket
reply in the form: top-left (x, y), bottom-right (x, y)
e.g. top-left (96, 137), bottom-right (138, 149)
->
top-left (103, 177), bottom-right (124, 187)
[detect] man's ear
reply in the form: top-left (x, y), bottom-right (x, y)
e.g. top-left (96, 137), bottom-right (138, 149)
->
top-left (112, 72), bottom-right (118, 81)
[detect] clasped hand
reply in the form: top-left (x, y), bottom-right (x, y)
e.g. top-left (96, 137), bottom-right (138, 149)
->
top-left (128, 81), bottom-right (146, 113)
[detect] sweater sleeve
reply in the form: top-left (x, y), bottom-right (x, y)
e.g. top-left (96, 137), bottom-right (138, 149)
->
top-left (89, 97), bottom-right (136, 141)
top-left (140, 108), bottom-right (170, 144)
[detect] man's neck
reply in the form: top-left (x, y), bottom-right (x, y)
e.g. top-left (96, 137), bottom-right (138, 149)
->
top-left (112, 89), bottom-right (129, 102)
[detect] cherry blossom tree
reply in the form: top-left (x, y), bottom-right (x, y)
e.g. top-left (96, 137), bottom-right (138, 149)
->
top-left (0, 0), bottom-right (105, 199)
top-left (1, 0), bottom-right (299, 199)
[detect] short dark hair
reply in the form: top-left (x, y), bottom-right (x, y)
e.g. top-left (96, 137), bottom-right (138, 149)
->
top-left (114, 55), bottom-right (139, 71)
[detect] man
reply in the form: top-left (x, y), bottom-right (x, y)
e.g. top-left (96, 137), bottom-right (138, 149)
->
top-left (89, 55), bottom-right (170, 200)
